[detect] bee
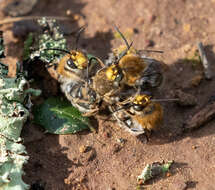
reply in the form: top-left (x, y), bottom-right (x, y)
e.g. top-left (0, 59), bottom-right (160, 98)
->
top-left (109, 94), bottom-right (163, 136)
top-left (45, 27), bottom-right (105, 81)
top-left (44, 28), bottom-right (105, 116)
top-left (104, 27), bottom-right (163, 93)
top-left (56, 50), bottom-right (104, 116)
top-left (91, 62), bottom-right (125, 104)
top-left (90, 39), bottom-right (134, 104)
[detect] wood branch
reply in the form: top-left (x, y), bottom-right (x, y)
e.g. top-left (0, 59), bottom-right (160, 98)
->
top-left (185, 102), bottom-right (215, 129)
top-left (0, 16), bottom-right (73, 25)
top-left (197, 42), bottom-right (212, 80)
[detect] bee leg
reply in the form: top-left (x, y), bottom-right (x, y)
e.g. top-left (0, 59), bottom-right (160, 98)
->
top-left (92, 57), bottom-right (105, 67)
top-left (82, 108), bottom-right (99, 117)
top-left (117, 97), bottom-right (132, 106)
top-left (137, 130), bottom-right (151, 143)
top-left (144, 130), bottom-right (152, 142)
top-left (103, 90), bottom-right (121, 104)
top-left (73, 98), bottom-right (90, 104)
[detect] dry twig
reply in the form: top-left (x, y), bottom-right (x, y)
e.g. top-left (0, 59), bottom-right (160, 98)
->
top-left (185, 102), bottom-right (215, 129)
top-left (197, 42), bottom-right (212, 80)
top-left (0, 16), bottom-right (73, 25)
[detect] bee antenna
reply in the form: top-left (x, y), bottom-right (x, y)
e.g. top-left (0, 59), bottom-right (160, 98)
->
top-left (87, 57), bottom-right (100, 85)
top-left (114, 25), bottom-right (130, 50)
top-left (139, 49), bottom-right (164, 54)
top-left (75, 26), bottom-right (86, 51)
top-left (43, 48), bottom-right (72, 55)
top-left (151, 98), bottom-right (179, 102)
top-left (117, 41), bottom-right (133, 63)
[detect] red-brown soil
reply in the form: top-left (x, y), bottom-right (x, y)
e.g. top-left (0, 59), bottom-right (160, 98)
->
top-left (0, 0), bottom-right (215, 189)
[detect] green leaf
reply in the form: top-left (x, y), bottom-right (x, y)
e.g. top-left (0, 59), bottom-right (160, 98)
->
top-left (33, 97), bottom-right (90, 134)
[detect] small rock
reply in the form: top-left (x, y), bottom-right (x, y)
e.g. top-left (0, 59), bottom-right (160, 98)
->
top-left (73, 14), bottom-right (81, 21)
top-left (136, 17), bottom-right (145, 25)
top-left (149, 14), bottom-right (156, 23)
top-left (86, 148), bottom-right (96, 162)
top-left (4, 0), bottom-right (38, 16)
top-left (64, 178), bottom-right (71, 185)
top-left (80, 148), bottom-right (96, 164)
top-left (66, 9), bottom-right (72, 16)
top-left (175, 90), bottom-right (197, 106)
top-left (181, 44), bottom-right (192, 53)
top-left (183, 24), bottom-right (191, 33)
top-left (133, 28), bottom-right (139, 34)
top-left (79, 145), bottom-right (88, 153)
top-left (190, 74), bottom-right (203, 87)
top-left (145, 39), bottom-right (155, 47)
top-left (116, 138), bottom-right (126, 144)
top-left (192, 145), bottom-right (197, 149)
top-left (112, 143), bottom-right (122, 153)
top-left (166, 172), bottom-right (171, 177)
top-left (103, 131), bottom-right (111, 138)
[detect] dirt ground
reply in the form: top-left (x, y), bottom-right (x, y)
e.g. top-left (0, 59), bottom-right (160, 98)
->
top-left (0, 0), bottom-right (215, 189)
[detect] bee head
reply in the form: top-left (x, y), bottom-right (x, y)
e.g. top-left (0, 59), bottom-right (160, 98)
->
top-left (67, 50), bottom-right (88, 70)
top-left (132, 95), bottom-right (151, 111)
top-left (105, 64), bottom-right (124, 82)
top-left (104, 26), bottom-right (133, 83)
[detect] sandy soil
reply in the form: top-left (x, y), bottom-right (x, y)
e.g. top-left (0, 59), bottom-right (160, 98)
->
top-left (0, 0), bottom-right (215, 189)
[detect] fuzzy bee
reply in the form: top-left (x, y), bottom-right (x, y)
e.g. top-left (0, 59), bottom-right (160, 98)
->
top-left (43, 25), bottom-right (105, 116)
top-left (109, 94), bottom-right (163, 136)
top-left (90, 39), bottom-right (134, 104)
top-left (91, 62), bottom-right (125, 104)
top-left (104, 27), bottom-right (163, 93)
top-left (54, 49), bottom-right (105, 116)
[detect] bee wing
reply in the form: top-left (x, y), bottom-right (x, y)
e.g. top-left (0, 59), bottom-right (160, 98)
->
top-left (136, 57), bottom-right (163, 89)
top-left (111, 107), bottom-right (146, 136)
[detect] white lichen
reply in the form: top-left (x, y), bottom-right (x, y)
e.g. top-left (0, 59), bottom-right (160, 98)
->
top-left (0, 61), bottom-right (41, 189)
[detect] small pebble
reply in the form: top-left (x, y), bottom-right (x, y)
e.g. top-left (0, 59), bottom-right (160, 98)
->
top-left (145, 39), bottom-right (155, 47)
top-left (79, 145), bottom-right (88, 153)
top-left (175, 90), bottom-right (197, 106)
top-left (136, 17), bottom-right (145, 25)
top-left (183, 24), bottom-right (191, 33)
top-left (133, 28), bottom-right (139, 34)
top-left (64, 178), bottom-right (71, 185)
top-left (73, 14), bottom-right (80, 20)
top-left (66, 9), bottom-right (72, 16)
top-left (149, 14), bottom-right (156, 23)
top-left (182, 44), bottom-right (192, 53)
top-left (112, 143), bottom-right (121, 153)
top-left (190, 74), bottom-right (203, 87)
top-left (137, 179), bottom-right (144, 185)
top-left (166, 172), bottom-right (171, 177)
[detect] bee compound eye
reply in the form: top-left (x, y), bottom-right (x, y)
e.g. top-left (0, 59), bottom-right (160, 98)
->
top-left (87, 79), bottom-right (93, 85)
top-left (67, 58), bottom-right (77, 69)
top-left (133, 104), bottom-right (143, 111)
top-left (115, 74), bottom-right (122, 82)
top-left (88, 89), bottom-right (97, 103)
top-left (125, 118), bottom-right (132, 127)
top-left (115, 69), bottom-right (124, 82)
